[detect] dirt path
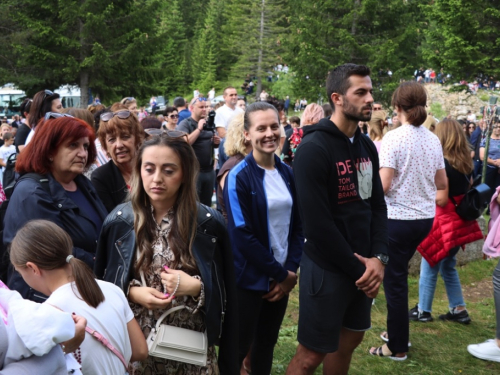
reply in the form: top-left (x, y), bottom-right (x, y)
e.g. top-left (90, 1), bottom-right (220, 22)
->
top-left (462, 279), bottom-right (494, 302)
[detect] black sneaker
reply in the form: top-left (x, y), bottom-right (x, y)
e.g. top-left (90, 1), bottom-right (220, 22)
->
top-left (439, 308), bottom-right (471, 324)
top-left (409, 304), bottom-right (433, 322)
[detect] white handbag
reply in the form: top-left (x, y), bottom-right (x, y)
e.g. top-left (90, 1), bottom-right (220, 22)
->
top-left (146, 305), bottom-right (208, 366)
top-left (136, 249), bottom-right (207, 366)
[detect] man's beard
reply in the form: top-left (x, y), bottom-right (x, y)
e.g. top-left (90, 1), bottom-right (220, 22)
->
top-left (343, 97), bottom-right (371, 122)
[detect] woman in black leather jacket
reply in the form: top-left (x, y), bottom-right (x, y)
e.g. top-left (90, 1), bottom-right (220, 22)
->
top-left (94, 134), bottom-right (238, 374)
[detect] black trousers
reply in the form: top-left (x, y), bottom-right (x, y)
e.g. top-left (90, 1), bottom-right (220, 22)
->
top-left (384, 218), bottom-right (433, 354)
top-left (237, 286), bottom-right (289, 374)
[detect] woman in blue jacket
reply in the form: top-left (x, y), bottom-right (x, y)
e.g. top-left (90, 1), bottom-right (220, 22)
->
top-left (224, 101), bottom-right (303, 374)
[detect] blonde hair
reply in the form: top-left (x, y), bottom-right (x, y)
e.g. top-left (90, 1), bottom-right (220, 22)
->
top-left (223, 113), bottom-right (249, 157)
top-left (301, 103), bottom-right (324, 126)
top-left (61, 107), bottom-right (95, 128)
top-left (369, 110), bottom-right (386, 141)
top-left (435, 118), bottom-right (473, 175)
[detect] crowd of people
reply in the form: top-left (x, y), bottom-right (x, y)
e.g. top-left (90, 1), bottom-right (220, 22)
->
top-left (0, 63), bottom-right (500, 375)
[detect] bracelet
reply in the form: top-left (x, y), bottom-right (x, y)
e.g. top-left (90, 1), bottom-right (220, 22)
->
top-left (171, 274), bottom-right (180, 297)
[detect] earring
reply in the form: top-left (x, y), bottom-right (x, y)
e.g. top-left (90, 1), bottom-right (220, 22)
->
top-left (49, 157), bottom-right (53, 161)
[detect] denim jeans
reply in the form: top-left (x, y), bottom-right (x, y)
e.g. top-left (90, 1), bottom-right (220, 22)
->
top-left (418, 246), bottom-right (465, 313)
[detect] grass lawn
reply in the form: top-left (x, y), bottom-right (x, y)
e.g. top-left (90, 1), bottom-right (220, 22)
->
top-left (271, 258), bottom-right (500, 374)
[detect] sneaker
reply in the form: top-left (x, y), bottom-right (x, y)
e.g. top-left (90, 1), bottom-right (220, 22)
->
top-left (438, 308), bottom-right (471, 324)
top-left (468, 339), bottom-right (500, 362)
top-left (409, 304), bottom-right (433, 322)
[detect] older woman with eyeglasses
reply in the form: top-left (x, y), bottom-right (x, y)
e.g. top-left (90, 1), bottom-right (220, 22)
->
top-left (1, 116), bottom-right (107, 302)
top-left (163, 106), bottom-right (179, 131)
top-left (480, 117), bottom-right (500, 196)
top-left (91, 105), bottom-right (145, 213)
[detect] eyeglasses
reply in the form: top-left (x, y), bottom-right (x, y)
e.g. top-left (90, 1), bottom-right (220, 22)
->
top-left (42, 89), bottom-right (54, 101)
top-left (168, 114), bottom-right (179, 119)
top-left (44, 112), bottom-right (74, 120)
top-left (100, 110), bottom-right (132, 122)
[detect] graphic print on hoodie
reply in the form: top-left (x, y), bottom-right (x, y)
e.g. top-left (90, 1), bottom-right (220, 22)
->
top-left (293, 117), bottom-right (387, 280)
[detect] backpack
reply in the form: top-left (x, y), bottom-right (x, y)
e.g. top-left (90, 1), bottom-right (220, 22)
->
top-left (450, 176), bottom-right (490, 221)
top-left (0, 173), bottom-right (50, 283)
top-left (289, 128), bottom-right (304, 159)
top-left (2, 153), bottom-right (18, 199)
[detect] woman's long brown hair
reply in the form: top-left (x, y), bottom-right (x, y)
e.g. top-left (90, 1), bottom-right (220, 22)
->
top-left (435, 118), bottom-right (473, 175)
top-left (130, 135), bottom-right (199, 275)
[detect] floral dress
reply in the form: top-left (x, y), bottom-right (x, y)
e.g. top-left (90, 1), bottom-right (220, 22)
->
top-left (130, 208), bottom-right (219, 375)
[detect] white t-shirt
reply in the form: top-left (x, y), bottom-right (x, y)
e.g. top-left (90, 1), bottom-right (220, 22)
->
top-left (262, 167), bottom-right (292, 266)
top-left (208, 89), bottom-right (215, 100)
top-left (379, 124), bottom-right (445, 220)
top-left (46, 280), bottom-right (134, 375)
top-left (215, 104), bottom-right (244, 131)
top-left (0, 144), bottom-right (15, 170)
top-left (24, 128), bottom-right (35, 145)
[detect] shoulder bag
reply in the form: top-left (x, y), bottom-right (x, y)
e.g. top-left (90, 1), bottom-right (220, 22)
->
top-left (450, 175), bottom-right (491, 221)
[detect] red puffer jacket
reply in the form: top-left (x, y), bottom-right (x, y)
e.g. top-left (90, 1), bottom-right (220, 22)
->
top-left (417, 194), bottom-right (484, 267)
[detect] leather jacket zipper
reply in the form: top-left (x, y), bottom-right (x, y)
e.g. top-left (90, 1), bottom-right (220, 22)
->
top-left (213, 260), bottom-right (226, 338)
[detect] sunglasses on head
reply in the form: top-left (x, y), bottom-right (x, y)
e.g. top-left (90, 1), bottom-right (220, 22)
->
top-left (163, 130), bottom-right (189, 142)
top-left (42, 89), bottom-right (54, 101)
top-left (44, 112), bottom-right (74, 120)
top-left (100, 110), bottom-right (132, 122)
top-left (192, 97), bottom-right (208, 105)
top-left (123, 97), bottom-right (135, 104)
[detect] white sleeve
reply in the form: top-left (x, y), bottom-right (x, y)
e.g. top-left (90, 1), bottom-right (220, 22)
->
top-left (379, 134), bottom-right (397, 169)
top-left (24, 129), bottom-right (35, 145)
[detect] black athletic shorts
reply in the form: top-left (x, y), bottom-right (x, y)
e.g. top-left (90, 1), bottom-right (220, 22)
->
top-left (297, 252), bottom-right (372, 353)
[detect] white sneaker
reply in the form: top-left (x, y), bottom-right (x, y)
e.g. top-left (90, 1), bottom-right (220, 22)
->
top-left (467, 339), bottom-right (500, 362)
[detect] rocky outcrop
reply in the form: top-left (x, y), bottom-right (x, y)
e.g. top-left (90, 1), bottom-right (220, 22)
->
top-left (425, 84), bottom-right (488, 118)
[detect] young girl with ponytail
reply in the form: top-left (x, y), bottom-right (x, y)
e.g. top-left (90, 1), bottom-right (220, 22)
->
top-left (10, 219), bottom-right (147, 375)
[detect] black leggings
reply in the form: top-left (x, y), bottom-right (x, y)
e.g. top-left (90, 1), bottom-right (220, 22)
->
top-left (237, 286), bottom-right (289, 374)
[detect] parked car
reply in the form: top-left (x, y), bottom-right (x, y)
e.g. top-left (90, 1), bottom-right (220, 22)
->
top-left (147, 96), bottom-right (168, 114)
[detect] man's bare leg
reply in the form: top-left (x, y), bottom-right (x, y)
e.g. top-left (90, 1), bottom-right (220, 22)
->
top-left (323, 328), bottom-right (365, 375)
top-left (286, 344), bottom-right (326, 375)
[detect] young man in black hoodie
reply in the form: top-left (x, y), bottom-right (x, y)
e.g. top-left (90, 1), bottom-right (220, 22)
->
top-left (287, 64), bottom-right (389, 374)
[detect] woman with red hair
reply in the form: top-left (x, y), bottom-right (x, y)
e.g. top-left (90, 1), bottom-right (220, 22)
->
top-left (1, 115), bottom-right (107, 302)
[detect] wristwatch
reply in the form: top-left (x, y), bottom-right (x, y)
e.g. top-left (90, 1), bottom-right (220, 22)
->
top-left (373, 253), bottom-right (389, 266)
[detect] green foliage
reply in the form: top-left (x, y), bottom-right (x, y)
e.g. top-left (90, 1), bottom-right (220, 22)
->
top-left (430, 102), bottom-right (446, 120)
top-left (1, 0), bottom-right (499, 106)
top-left (421, 0), bottom-right (500, 80)
top-left (269, 71), bottom-right (297, 100)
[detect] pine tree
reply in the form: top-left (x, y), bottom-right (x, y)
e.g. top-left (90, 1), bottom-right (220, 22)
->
top-left (225, 0), bottom-right (288, 95)
top-left (156, 0), bottom-right (189, 97)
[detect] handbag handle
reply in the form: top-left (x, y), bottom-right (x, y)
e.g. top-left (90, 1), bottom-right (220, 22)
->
top-left (154, 305), bottom-right (188, 331)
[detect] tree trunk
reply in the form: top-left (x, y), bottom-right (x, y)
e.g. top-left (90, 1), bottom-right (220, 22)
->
top-left (79, 71), bottom-right (89, 108)
top-left (256, 0), bottom-right (265, 96)
top-left (78, 12), bottom-right (88, 108)
top-left (350, 0), bottom-right (361, 61)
